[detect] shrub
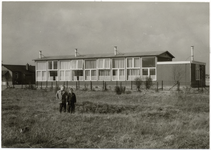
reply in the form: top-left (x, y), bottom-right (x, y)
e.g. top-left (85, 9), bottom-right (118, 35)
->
top-left (145, 76), bottom-right (153, 89)
top-left (134, 77), bottom-right (142, 91)
top-left (114, 86), bottom-right (126, 95)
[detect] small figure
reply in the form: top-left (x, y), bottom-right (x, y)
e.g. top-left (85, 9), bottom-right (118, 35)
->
top-left (67, 88), bottom-right (77, 113)
top-left (56, 85), bottom-right (67, 113)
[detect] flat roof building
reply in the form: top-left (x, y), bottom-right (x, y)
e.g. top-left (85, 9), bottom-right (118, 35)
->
top-left (33, 46), bottom-right (206, 87)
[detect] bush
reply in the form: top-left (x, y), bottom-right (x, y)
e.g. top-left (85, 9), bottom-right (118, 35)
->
top-left (145, 76), bottom-right (153, 89)
top-left (114, 86), bottom-right (126, 95)
top-left (134, 77), bottom-right (142, 91)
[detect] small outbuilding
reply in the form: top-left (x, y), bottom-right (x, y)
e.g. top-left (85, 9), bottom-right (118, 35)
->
top-left (2, 64), bottom-right (35, 86)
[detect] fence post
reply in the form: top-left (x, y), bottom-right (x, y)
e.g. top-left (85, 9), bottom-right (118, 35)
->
top-left (90, 81), bottom-right (92, 90)
top-left (131, 81), bottom-right (132, 90)
top-left (156, 82), bottom-right (158, 92)
top-left (104, 82), bottom-right (107, 91)
top-left (76, 81), bottom-right (77, 90)
top-left (67, 81), bottom-right (68, 88)
top-left (46, 81), bottom-right (47, 89)
top-left (41, 82), bottom-right (42, 89)
top-left (56, 81), bottom-right (57, 89)
top-left (103, 81), bottom-right (104, 90)
top-left (78, 81), bottom-right (80, 90)
top-left (177, 81), bottom-right (180, 91)
top-left (162, 80), bottom-right (163, 91)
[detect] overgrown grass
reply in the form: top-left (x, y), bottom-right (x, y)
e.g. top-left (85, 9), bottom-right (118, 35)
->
top-left (1, 88), bottom-right (209, 148)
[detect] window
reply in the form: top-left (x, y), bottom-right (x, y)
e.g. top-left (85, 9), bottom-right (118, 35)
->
top-left (119, 69), bottom-right (124, 76)
top-left (85, 60), bottom-right (96, 69)
top-left (134, 58), bottom-right (140, 67)
top-left (98, 59), bottom-right (110, 69)
top-left (127, 58), bottom-right (140, 68)
top-left (98, 59), bottom-right (104, 68)
top-left (150, 69), bottom-right (155, 75)
top-left (104, 59), bottom-right (110, 68)
top-left (128, 69), bottom-right (140, 76)
top-left (85, 70), bottom-right (90, 80)
top-left (113, 59), bottom-right (124, 68)
top-left (60, 61), bottom-right (71, 69)
top-left (127, 58), bottom-right (132, 68)
top-left (78, 60), bottom-right (83, 69)
top-left (99, 70), bottom-right (110, 76)
top-left (49, 71), bottom-right (57, 81)
top-left (142, 57), bottom-right (155, 67)
top-left (143, 69), bottom-right (148, 75)
top-left (113, 70), bottom-right (118, 76)
top-left (70, 60), bottom-right (77, 69)
top-left (48, 61), bottom-right (58, 70)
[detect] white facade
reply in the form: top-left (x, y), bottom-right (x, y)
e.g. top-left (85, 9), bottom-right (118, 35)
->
top-left (35, 57), bottom-right (157, 82)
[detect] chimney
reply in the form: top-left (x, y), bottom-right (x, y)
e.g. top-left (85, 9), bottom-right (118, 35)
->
top-left (75, 48), bottom-right (78, 57)
top-left (191, 46), bottom-right (194, 62)
top-left (39, 51), bottom-right (42, 59)
top-left (26, 63), bottom-right (29, 71)
top-left (114, 46), bottom-right (117, 55)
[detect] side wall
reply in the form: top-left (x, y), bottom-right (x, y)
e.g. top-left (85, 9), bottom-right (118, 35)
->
top-left (157, 63), bottom-right (191, 86)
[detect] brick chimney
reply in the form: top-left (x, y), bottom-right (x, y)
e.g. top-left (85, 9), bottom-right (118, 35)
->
top-left (75, 48), bottom-right (78, 57)
top-left (39, 51), bottom-right (42, 59)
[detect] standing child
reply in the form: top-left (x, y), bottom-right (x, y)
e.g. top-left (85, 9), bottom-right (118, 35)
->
top-left (56, 85), bottom-right (67, 113)
top-left (67, 88), bottom-right (77, 113)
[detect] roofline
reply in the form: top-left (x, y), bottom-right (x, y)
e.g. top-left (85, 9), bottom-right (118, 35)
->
top-left (157, 61), bottom-right (206, 65)
top-left (33, 55), bottom-right (162, 61)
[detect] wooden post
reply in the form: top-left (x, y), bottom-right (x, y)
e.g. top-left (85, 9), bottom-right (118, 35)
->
top-left (131, 81), bottom-right (132, 90)
top-left (177, 81), bottom-right (180, 91)
top-left (198, 80), bottom-right (199, 91)
top-left (56, 81), bottom-right (57, 89)
top-left (90, 81), bottom-right (92, 90)
top-left (76, 81), bottom-right (77, 90)
top-left (161, 80), bottom-right (163, 91)
top-left (104, 82), bottom-right (107, 91)
top-left (156, 82), bottom-right (158, 92)
top-left (46, 81), bottom-right (47, 89)
top-left (41, 82), bottom-right (42, 89)
top-left (103, 81), bottom-right (104, 90)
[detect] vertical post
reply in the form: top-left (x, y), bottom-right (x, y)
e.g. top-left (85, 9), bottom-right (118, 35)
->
top-left (56, 81), bottom-right (57, 89)
top-left (162, 80), bottom-right (163, 91)
top-left (67, 81), bottom-right (68, 88)
top-left (131, 81), bottom-right (132, 90)
top-left (156, 82), bottom-right (158, 92)
top-left (90, 81), bottom-right (92, 90)
top-left (198, 80), bottom-right (199, 91)
top-left (105, 82), bottom-right (107, 91)
top-left (103, 81), bottom-right (104, 90)
top-left (76, 81), bottom-right (77, 90)
top-left (78, 81), bottom-right (80, 89)
top-left (177, 81), bottom-right (180, 91)
top-left (51, 82), bottom-right (53, 89)
top-left (41, 82), bottom-right (42, 89)
top-left (46, 81), bottom-right (47, 89)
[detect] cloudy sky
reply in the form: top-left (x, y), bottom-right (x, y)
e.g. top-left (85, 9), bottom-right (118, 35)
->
top-left (2, 2), bottom-right (209, 73)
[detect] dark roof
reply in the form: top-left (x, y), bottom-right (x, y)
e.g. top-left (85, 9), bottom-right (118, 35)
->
top-left (2, 64), bottom-right (35, 73)
top-left (34, 51), bottom-right (175, 61)
top-left (2, 70), bottom-right (9, 76)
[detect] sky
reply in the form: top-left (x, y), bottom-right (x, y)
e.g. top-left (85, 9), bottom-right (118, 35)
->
top-left (2, 2), bottom-right (210, 73)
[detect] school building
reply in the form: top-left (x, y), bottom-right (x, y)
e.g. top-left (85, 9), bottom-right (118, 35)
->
top-left (33, 46), bottom-right (206, 88)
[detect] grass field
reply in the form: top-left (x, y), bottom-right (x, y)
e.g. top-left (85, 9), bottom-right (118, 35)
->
top-left (1, 87), bottom-right (209, 148)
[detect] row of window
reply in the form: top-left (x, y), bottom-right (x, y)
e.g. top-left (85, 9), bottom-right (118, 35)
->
top-left (37, 57), bottom-right (156, 70)
top-left (36, 68), bottom-right (156, 81)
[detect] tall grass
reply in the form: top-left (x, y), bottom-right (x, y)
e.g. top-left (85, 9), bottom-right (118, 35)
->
top-left (1, 88), bottom-right (209, 148)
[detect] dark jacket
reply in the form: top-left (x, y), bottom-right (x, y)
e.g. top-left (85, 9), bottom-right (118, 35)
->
top-left (67, 93), bottom-right (76, 105)
top-left (56, 90), bottom-right (67, 104)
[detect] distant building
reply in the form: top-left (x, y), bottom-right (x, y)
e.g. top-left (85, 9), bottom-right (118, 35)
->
top-left (33, 46), bottom-right (206, 87)
top-left (2, 64), bottom-right (35, 86)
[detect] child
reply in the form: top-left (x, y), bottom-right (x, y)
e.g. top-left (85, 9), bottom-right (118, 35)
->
top-left (56, 85), bottom-right (67, 113)
top-left (67, 88), bottom-right (77, 113)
